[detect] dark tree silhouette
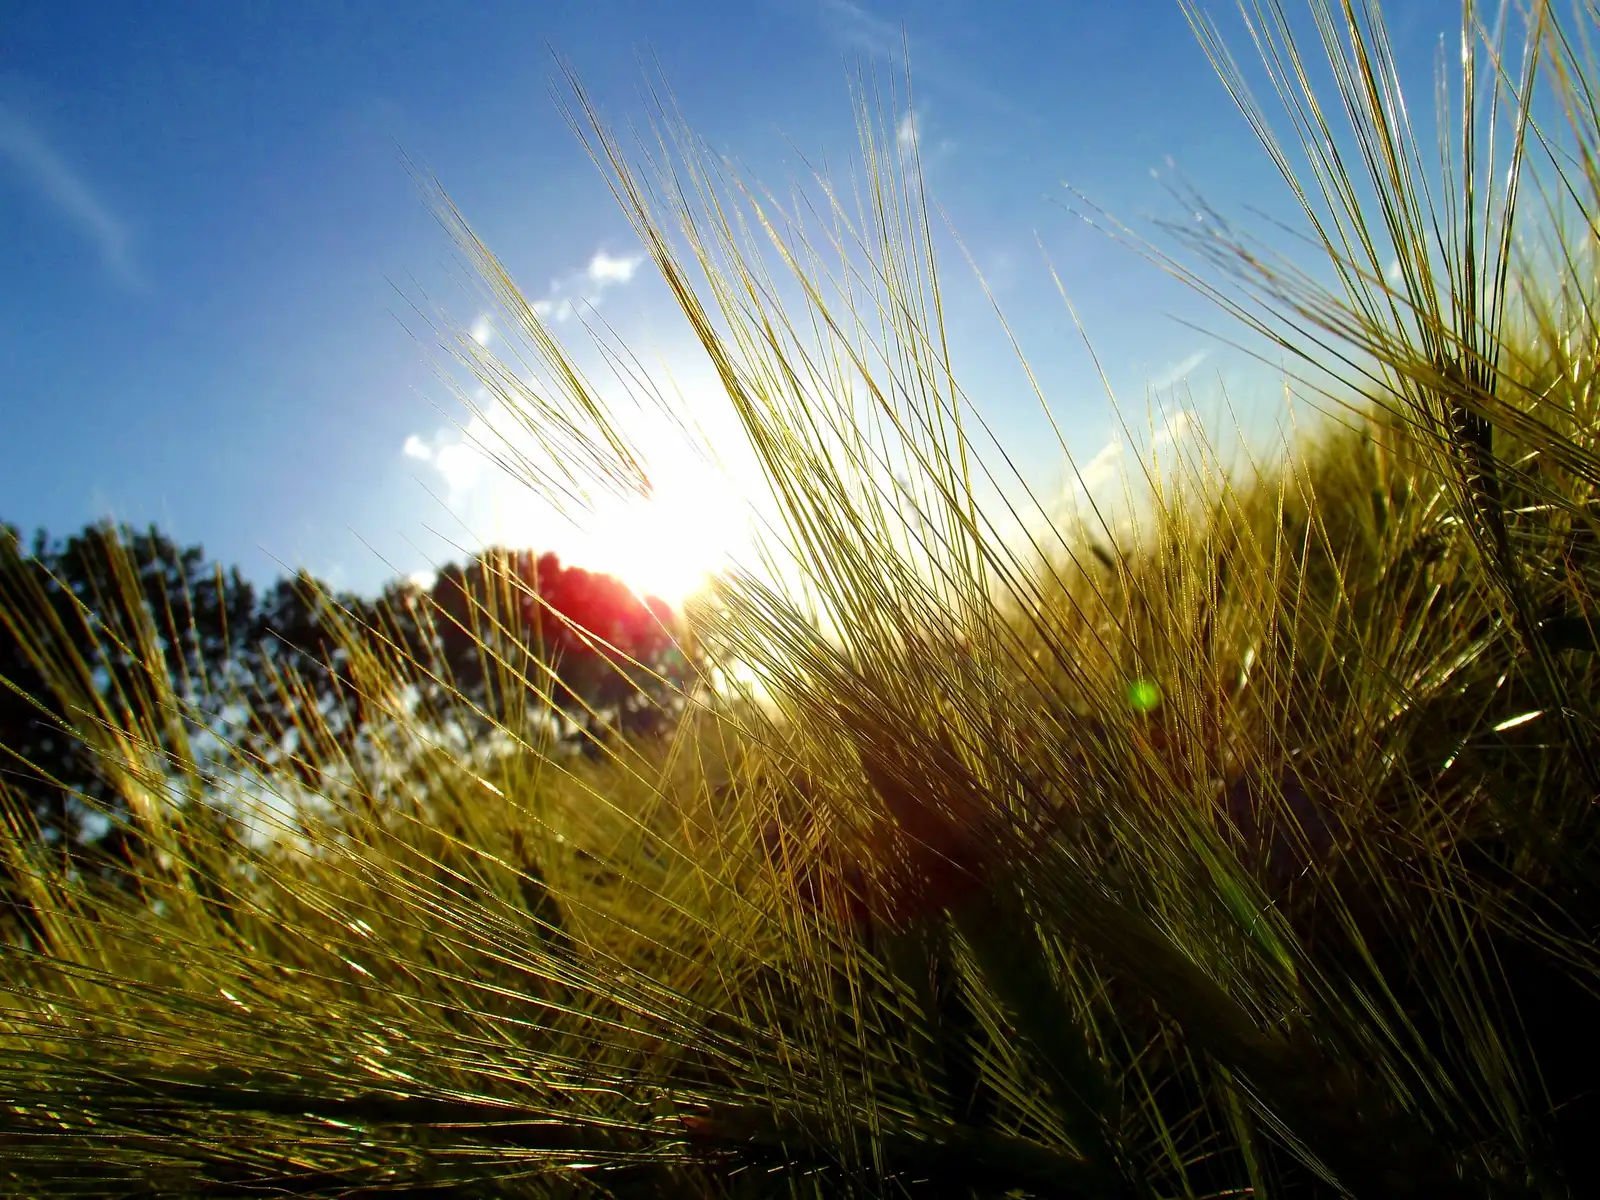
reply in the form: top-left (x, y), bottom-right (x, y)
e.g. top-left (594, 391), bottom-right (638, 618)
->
top-left (0, 523), bottom-right (257, 863)
top-left (0, 521), bottom-right (697, 901)
top-left (0, 523), bottom-right (263, 945)
top-left (240, 570), bottom-right (374, 784)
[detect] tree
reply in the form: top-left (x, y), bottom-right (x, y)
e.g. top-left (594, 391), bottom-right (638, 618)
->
top-left (0, 522), bottom-right (266, 949)
top-left (239, 570), bottom-right (374, 784)
top-left (0, 523), bottom-right (258, 869)
top-left (0, 522), bottom-right (697, 873)
top-left (419, 548), bottom-right (695, 749)
top-left (0, 522), bottom-right (697, 908)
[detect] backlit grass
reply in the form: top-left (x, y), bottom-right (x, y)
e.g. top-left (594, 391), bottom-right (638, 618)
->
top-left (5, 1), bottom-right (1600, 1195)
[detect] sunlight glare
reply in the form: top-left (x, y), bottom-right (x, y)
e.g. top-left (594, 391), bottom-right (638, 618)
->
top-left (574, 445), bottom-right (750, 606)
top-left (475, 425), bottom-right (754, 609)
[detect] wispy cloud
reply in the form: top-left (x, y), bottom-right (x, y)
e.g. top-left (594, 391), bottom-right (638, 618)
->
top-left (895, 109), bottom-right (918, 153)
top-left (891, 105), bottom-right (956, 184)
top-left (0, 104), bottom-right (141, 287)
top-left (818, 0), bottom-right (903, 57)
top-left (1148, 349), bottom-right (1209, 392)
top-left (1075, 437), bottom-right (1126, 493)
top-left (1154, 408), bottom-right (1193, 449)
top-left (1065, 408), bottom-right (1197, 503)
top-left (812, 0), bottom-right (1035, 123)
top-left (401, 253), bottom-right (638, 494)
top-left (522, 247), bottom-right (645, 324)
top-left (401, 404), bottom-right (497, 497)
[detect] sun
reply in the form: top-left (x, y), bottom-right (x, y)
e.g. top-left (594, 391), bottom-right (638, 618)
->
top-left (475, 429), bottom-right (755, 611)
top-left (432, 358), bottom-right (771, 612)
top-left (579, 455), bottom-right (751, 607)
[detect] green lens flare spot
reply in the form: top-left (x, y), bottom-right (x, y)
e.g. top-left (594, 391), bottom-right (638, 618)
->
top-left (1127, 679), bottom-right (1161, 713)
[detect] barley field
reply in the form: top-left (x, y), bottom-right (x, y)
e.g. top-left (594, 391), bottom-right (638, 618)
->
top-left (4, 1), bottom-right (1600, 1196)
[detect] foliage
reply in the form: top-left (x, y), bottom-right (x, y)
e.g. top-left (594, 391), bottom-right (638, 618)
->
top-left (420, 548), bottom-right (694, 744)
top-left (0, 527), bottom-right (689, 882)
top-left (5, 1), bottom-right (1600, 1197)
top-left (0, 522), bottom-right (257, 868)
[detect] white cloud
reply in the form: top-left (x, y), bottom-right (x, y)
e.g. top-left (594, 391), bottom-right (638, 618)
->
top-left (1155, 408), bottom-right (1194, 447)
top-left (814, 0), bottom-right (1034, 123)
top-left (433, 437), bottom-right (490, 494)
top-left (586, 250), bottom-right (641, 285)
top-left (1064, 409), bottom-right (1196, 504)
top-left (896, 110), bottom-right (918, 153)
top-left (401, 408), bottom-right (504, 500)
top-left (818, 0), bottom-right (902, 57)
top-left (0, 104), bottom-right (140, 286)
top-left (512, 246), bottom-right (644, 327)
top-left (1076, 437), bottom-right (1124, 493)
top-left (888, 106), bottom-right (956, 183)
top-left (1148, 349), bottom-right (1209, 392)
top-left (470, 313), bottom-right (494, 346)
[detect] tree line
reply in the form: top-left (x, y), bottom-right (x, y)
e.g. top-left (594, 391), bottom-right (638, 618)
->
top-left (0, 521), bottom-right (696, 876)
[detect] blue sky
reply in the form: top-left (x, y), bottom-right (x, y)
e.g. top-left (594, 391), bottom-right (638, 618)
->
top-left (0, 0), bottom-right (1460, 595)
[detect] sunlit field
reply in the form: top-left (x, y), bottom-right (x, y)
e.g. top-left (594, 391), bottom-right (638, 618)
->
top-left (8, 1), bottom-right (1600, 1197)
